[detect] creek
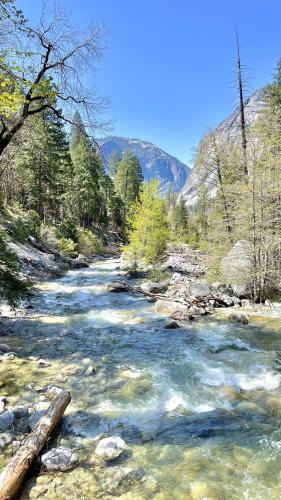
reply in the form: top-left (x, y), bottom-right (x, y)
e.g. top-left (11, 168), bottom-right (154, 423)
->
top-left (1, 257), bottom-right (281, 499)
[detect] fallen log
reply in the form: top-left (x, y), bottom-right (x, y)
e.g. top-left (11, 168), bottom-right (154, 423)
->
top-left (0, 390), bottom-right (71, 500)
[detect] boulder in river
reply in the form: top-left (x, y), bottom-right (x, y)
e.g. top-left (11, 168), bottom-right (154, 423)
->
top-left (102, 466), bottom-right (145, 495)
top-left (228, 312), bottom-right (249, 324)
top-left (0, 343), bottom-right (9, 353)
top-left (140, 281), bottom-right (168, 294)
top-left (164, 319), bottom-right (180, 329)
top-left (185, 282), bottom-right (211, 298)
top-left (107, 281), bottom-right (129, 293)
top-left (154, 299), bottom-right (188, 316)
top-left (95, 436), bottom-right (127, 461)
top-left (0, 411), bottom-right (14, 432)
top-left (41, 446), bottom-right (79, 471)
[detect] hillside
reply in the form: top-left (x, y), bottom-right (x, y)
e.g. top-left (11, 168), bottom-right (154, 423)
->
top-left (99, 136), bottom-right (190, 193)
top-left (181, 89), bottom-right (266, 206)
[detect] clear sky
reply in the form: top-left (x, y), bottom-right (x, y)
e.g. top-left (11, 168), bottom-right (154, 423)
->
top-left (17, 0), bottom-right (281, 165)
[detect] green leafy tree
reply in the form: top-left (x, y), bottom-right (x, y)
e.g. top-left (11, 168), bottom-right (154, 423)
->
top-left (123, 179), bottom-right (169, 266)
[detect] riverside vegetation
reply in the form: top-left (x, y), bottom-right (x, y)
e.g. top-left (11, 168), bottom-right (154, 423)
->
top-left (1, 1), bottom-right (281, 499)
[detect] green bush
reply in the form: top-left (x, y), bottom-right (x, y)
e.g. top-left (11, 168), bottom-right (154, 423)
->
top-left (77, 228), bottom-right (105, 257)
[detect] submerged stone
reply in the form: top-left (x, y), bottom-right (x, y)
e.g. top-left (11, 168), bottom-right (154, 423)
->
top-left (95, 436), bottom-right (127, 461)
top-left (41, 446), bottom-right (79, 471)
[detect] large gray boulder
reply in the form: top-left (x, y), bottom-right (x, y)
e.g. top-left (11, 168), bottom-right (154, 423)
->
top-left (95, 436), bottom-right (127, 461)
top-left (41, 446), bottom-right (79, 471)
top-left (141, 281), bottom-right (168, 294)
top-left (220, 240), bottom-right (253, 298)
top-left (154, 299), bottom-right (188, 316)
top-left (185, 282), bottom-right (211, 298)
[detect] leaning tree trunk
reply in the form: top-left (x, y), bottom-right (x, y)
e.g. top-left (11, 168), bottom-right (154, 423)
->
top-left (0, 390), bottom-right (71, 500)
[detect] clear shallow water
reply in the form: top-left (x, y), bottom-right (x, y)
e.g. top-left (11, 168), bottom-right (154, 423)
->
top-left (2, 258), bottom-right (281, 499)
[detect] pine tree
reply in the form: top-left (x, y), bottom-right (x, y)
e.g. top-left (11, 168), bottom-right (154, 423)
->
top-left (123, 179), bottom-right (169, 266)
top-left (68, 113), bottom-right (107, 227)
top-left (114, 149), bottom-right (143, 219)
top-left (169, 196), bottom-right (189, 241)
top-left (109, 151), bottom-right (121, 178)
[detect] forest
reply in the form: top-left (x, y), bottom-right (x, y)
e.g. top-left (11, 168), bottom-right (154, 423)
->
top-left (0, 1), bottom-right (281, 308)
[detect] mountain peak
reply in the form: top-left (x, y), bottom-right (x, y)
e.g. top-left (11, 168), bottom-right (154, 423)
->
top-left (98, 136), bottom-right (190, 193)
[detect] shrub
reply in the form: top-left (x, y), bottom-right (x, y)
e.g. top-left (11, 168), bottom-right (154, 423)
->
top-left (77, 228), bottom-right (105, 257)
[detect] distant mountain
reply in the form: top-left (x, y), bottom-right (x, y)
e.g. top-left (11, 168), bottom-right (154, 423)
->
top-left (181, 89), bottom-right (266, 206)
top-left (98, 136), bottom-right (190, 193)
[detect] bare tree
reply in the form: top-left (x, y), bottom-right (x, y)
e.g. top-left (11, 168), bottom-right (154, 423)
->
top-left (0, 0), bottom-right (109, 157)
top-left (235, 29), bottom-right (248, 176)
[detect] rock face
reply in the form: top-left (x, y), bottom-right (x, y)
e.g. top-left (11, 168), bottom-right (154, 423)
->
top-left (95, 436), bottom-right (127, 461)
top-left (98, 136), bottom-right (190, 193)
top-left (41, 446), bottom-right (79, 471)
top-left (181, 89), bottom-right (265, 206)
top-left (220, 240), bottom-right (253, 298)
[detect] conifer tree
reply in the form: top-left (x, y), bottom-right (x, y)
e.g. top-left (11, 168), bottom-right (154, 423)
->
top-left (114, 150), bottom-right (143, 219)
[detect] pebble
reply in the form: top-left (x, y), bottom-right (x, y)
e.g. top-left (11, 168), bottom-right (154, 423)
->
top-left (37, 359), bottom-right (50, 368)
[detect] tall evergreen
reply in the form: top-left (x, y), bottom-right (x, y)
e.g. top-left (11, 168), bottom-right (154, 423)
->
top-left (114, 150), bottom-right (143, 218)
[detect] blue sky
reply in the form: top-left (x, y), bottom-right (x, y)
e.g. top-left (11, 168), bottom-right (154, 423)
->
top-left (18, 0), bottom-right (281, 165)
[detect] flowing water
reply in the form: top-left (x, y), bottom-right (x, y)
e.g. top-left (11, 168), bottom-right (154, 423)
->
top-left (2, 258), bottom-right (281, 499)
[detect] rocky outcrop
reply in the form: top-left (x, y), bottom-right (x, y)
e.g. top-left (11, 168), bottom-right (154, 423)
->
top-left (99, 136), bottom-right (190, 193)
top-left (181, 89), bottom-right (266, 206)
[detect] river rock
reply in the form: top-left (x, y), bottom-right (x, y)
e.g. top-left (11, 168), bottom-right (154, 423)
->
top-left (47, 386), bottom-right (63, 397)
top-left (164, 319), bottom-right (180, 329)
top-left (107, 282), bottom-right (129, 293)
top-left (95, 436), bottom-right (127, 461)
top-left (102, 466), bottom-right (145, 495)
top-left (13, 407), bottom-right (30, 433)
top-left (0, 411), bottom-right (14, 431)
top-left (0, 343), bottom-right (9, 353)
top-left (85, 365), bottom-right (97, 376)
top-left (37, 358), bottom-right (50, 368)
top-left (154, 299), bottom-right (188, 316)
top-left (228, 312), bottom-right (249, 324)
top-left (185, 282), bottom-right (211, 298)
top-left (41, 446), bottom-right (79, 471)
top-left (140, 281), bottom-right (168, 294)
top-left (0, 432), bottom-right (13, 448)
top-left (119, 368), bottom-right (141, 379)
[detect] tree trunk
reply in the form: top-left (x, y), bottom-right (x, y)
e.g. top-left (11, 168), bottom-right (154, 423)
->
top-left (0, 390), bottom-right (71, 500)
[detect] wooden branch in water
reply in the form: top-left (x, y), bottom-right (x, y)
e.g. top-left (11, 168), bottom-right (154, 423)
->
top-left (0, 390), bottom-right (71, 500)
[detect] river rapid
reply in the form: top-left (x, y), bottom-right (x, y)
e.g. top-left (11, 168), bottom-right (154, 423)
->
top-left (2, 257), bottom-right (281, 499)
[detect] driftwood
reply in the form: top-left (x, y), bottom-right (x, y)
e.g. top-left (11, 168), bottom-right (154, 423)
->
top-left (0, 390), bottom-right (71, 500)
